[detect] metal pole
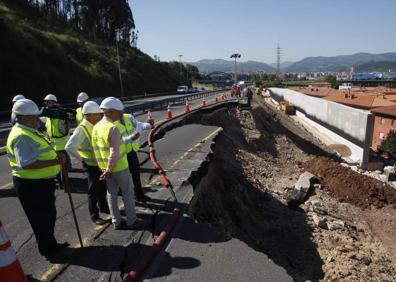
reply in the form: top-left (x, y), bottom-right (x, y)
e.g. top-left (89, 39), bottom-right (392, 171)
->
top-left (178, 54), bottom-right (183, 84)
top-left (116, 30), bottom-right (124, 98)
top-left (234, 57), bottom-right (237, 84)
top-left (61, 163), bottom-right (84, 248)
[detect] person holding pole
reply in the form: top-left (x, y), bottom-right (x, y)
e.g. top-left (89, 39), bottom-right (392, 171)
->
top-left (66, 101), bottom-right (110, 225)
top-left (6, 99), bottom-right (69, 259)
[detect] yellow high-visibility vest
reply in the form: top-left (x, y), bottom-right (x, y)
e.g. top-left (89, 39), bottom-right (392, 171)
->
top-left (76, 107), bottom-right (83, 125)
top-left (45, 117), bottom-right (69, 151)
top-left (92, 120), bottom-right (128, 173)
top-left (115, 114), bottom-right (140, 154)
top-left (77, 119), bottom-right (97, 166)
top-left (6, 124), bottom-right (61, 179)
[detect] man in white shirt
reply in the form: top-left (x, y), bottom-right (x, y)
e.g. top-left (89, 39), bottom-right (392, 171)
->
top-left (65, 101), bottom-right (110, 225)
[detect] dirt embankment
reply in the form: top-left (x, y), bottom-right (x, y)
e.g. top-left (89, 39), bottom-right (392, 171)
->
top-left (303, 156), bottom-right (396, 209)
top-left (187, 99), bottom-right (396, 281)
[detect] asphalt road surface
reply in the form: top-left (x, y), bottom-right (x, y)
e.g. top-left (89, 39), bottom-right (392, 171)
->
top-left (0, 94), bottom-right (292, 281)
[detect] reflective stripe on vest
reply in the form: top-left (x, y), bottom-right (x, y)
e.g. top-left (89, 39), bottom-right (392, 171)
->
top-left (76, 107), bottom-right (83, 125)
top-left (6, 125), bottom-right (61, 179)
top-left (45, 118), bottom-right (69, 151)
top-left (77, 120), bottom-right (97, 166)
top-left (115, 114), bottom-right (138, 153)
top-left (92, 120), bottom-right (128, 173)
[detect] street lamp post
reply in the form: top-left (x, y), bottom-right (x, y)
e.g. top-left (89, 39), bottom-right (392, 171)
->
top-left (115, 28), bottom-right (124, 98)
top-left (178, 54), bottom-right (183, 84)
top-left (230, 53), bottom-right (241, 84)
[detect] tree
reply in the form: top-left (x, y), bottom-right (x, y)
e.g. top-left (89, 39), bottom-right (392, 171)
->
top-left (324, 75), bottom-right (340, 88)
top-left (379, 130), bottom-right (396, 158)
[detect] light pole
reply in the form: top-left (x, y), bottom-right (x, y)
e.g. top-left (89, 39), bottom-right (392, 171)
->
top-left (115, 28), bottom-right (124, 97)
top-left (230, 53), bottom-right (241, 84)
top-left (178, 54), bottom-right (183, 84)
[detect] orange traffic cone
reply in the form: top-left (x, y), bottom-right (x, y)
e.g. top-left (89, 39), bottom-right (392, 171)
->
top-left (167, 105), bottom-right (172, 119)
top-left (185, 100), bottom-right (190, 113)
top-left (0, 220), bottom-right (26, 282)
top-left (202, 97), bottom-right (207, 107)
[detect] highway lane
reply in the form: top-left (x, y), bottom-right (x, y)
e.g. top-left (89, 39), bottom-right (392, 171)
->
top-left (0, 91), bottom-right (222, 147)
top-left (0, 93), bottom-right (226, 280)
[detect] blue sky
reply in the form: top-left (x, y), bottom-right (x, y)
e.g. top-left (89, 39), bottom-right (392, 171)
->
top-left (130, 0), bottom-right (396, 64)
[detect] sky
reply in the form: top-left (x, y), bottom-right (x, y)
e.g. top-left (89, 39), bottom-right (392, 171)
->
top-left (130, 0), bottom-right (396, 64)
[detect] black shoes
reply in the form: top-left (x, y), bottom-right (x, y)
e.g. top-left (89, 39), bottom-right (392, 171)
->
top-left (113, 218), bottom-right (146, 230)
top-left (92, 217), bottom-right (108, 225)
top-left (42, 242), bottom-right (70, 260)
top-left (136, 194), bottom-right (151, 202)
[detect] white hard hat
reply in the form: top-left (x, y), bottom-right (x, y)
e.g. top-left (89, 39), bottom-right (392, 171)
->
top-left (77, 92), bottom-right (89, 103)
top-left (44, 94), bottom-right (57, 102)
top-left (12, 99), bottom-right (42, 116)
top-left (82, 101), bottom-right (102, 114)
top-left (12, 94), bottom-right (25, 103)
top-left (100, 97), bottom-right (124, 111)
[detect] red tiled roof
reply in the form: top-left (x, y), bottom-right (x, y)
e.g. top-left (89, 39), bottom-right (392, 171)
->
top-left (371, 105), bottom-right (396, 117)
top-left (324, 93), bottom-right (396, 109)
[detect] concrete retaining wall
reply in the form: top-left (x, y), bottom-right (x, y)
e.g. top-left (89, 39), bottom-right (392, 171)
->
top-left (269, 88), bottom-right (374, 164)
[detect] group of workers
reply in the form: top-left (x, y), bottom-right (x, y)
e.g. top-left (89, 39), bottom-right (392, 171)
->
top-left (7, 92), bottom-right (154, 260)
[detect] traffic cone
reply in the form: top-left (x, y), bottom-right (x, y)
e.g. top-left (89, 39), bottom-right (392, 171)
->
top-left (202, 97), bottom-right (207, 107)
top-left (167, 105), bottom-right (172, 119)
top-left (0, 220), bottom-right (26, 282)
top-left (185, 100), bottom-right (190, 113)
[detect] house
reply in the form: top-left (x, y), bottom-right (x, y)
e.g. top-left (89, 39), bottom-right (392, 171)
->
top-left (371, 105), bottom-right (396, 151)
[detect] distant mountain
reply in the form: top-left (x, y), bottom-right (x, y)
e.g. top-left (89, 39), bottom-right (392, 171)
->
top-left (191, 59), bottom-right (275, 73)
top-left (270, 61), bottom-right (294, 71)
top-left (354, 60), bottom-right (396, 72)
top-left (286, 52), bottom-right (396, 72)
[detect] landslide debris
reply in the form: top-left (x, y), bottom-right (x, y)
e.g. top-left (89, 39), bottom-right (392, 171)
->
top-left (303, 156), bottom-right (396, 209)
top-left (188, 99), bottom-right (396, 281)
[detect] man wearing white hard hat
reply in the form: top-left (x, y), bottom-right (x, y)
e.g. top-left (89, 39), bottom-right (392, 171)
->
top-left (6, 99), bottom-right (69, 259)
top-left (66, 101), bottom-right (110, 225)
top-left (10, 94), bottom-right (25, 125)
top-left (92, 97), bottom-right (145, 230)
top-left (75, 92), bottom-right (90, 125)
top-left (41, 94), bottom-right (76, 176)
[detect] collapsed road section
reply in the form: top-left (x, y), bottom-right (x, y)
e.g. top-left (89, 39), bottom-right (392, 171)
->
top-left (183, 96), bottom-right (396, 281)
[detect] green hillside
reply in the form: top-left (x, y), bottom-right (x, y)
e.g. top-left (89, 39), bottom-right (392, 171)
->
top-left (0, 1), bottom-right (196, 111)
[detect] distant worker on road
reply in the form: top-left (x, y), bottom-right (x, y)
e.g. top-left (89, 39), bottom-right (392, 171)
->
top-left (10, 94), bottom-right (25, 125)
top-left (115, 113), bottom-right (154, 202)
top-left (247, 87), bottom-right (253, 107)
top-left (92, 97), bottom-right (145, 230)
top-left (65, 101), bottom-right (110, 225)
top-left (6, 99), bottom-right (69, 259)
top-left (75, 92), bottom-right (90, 125)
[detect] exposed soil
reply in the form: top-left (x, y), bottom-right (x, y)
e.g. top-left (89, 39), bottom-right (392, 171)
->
top-left (303, 156), bottom-right (396, 209)
top-left (187, 97), bottom-right (396, 281)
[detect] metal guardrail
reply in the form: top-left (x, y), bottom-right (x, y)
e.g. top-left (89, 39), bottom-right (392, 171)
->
top-left (0, 89), bottom-right (229, 155)
top-left (0, 89), bottom-right (221, 119)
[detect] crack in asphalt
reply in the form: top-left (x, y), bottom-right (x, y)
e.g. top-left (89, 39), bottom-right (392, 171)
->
top-left (15, 233), bottom-right (34, 254)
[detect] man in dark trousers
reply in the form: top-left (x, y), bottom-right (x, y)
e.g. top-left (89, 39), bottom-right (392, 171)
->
top-left (6, 99), bottom-right (69, 259)
top-left (66, 101), bottom-right (110, 225)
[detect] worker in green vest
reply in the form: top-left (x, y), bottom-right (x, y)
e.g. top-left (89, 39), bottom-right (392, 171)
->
top-left (75, 92), bottom-right (89, 125)
top-left (92, 97), bottom-right (145, 230)
top-left (7, 99), bottom-right (69, 259)
top-left (115, 113), bottom-right (154, 202)
top-left (65, 101), bottom-right (110, 225)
